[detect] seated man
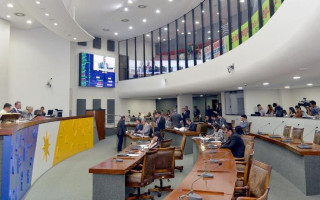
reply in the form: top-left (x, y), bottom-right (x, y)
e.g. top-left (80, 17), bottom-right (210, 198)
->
top-left (36, 106), bottom-right (46, 116)
top-left (186, 118), bottom-right (196, 131)
top-left (217, 114), bottom-right (227, 126)
top-left (310, 100), bottom-right (320, 116)
top-left (239, 114), bottom-right (249, 132)
top-left (10, 101), bottom-right (22, 113)
top-left (219, 124), bottom-right (245, 158)
top-left (235, 126), bottom-right (245, 135)
top-left (210, 114), bottom-right (219, 125)
top-left (165, 116), bottom-right (173, 129)
top-left (138, 119), bottom-right (151, 136)
top-left (0, 103), bottom-right (12, 119)
top-left (134, 119), bottom-right (143, 132)
top-left (207, 124), bottom-right (226, 143)
top-left (22, 106), bottom-right (34, 120)
top-left (148, 132), bottom-right (163, 149)
top-left (257, 104), bottom-right (265, 116)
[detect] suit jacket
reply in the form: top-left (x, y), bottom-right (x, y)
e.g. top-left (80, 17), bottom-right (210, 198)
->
top-left (219, 117), bottom-right (227, 126)
top-left (221, 133), bottom-right (245, 158)
top-left (117, 120), bottom-right (127, 136)
top-left (134, 124), bottom-right (143, 132)
top-left (171, 113), bottom-right (182, 128)
top-left (156, 116), bottom-right (165, 131)
top-left (188, 123), bottom-right (197, 131)
top-left (10, 107), bottom-right (21, 114)
top-left (140, 123), bottom-right (151, 135)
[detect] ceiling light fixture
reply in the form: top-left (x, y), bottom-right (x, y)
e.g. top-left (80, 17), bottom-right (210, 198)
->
top-left (142, 18), bottom-right (147, 23)
top-left (293, 76), bottom-right (301, 80)
top-left (15, 13), bottom-right (26, 17)
top-left (307, 83), bottom-right (313, 86)
top-left (114, 32), bottom-right (118, 36)
top-left (187, 32), bottom-right (191, 35)
top-left (195, 21), bottom-right (199, 24)
top-left (73, 37), bottom-right (77, 41)
top-left (158, 97), bottom-right (162, 100)
top-left (6, 15), bottom-right (11, 18)
top-left (208, 37), bottom-right (211, 40)
top-left (124, 7), bottom-right (128, 12)
top-left (26, 20), bottom-right (32, 24)
top-left (163, 39), bottom-right (166, 41)
top-left (182, 20), bottom-right (185, 23)
top-left (263, 82), bottom-right (270, 86)
top-left (35, 1), bottom-right (40, 4)
top-left (181, 32), bottom-right (184, 35)
top-left (128, 0), bottom-right (133, 4)
top-left (7, 3), bottom-right (14, 8)
top-left (202, 10), bottom-right (205, 13)
top-left (168, 0), bottom-right (173, 2)
top-left (240, 0), bottom-right (245, 2)
top-left (164, 27), bottom-right (167, 31)
top-left (217, 12), bottom-right (219, 15)
top-left (156, 9), bottom-right (160, 14)
top-left (45, 13), bottom-right (49, 16)
top-left (129, 26), bottom-right (133, 30)
top-left (238, 87), bottom-right (243, 90)
top-left (208, 31), bottom-right (211, 33)
top-left (146, 34), bottom-right (150, 37)
top-left (284, 86), bottom-right (290, 89)
top-left (53, 22), bottom-right (58, 26)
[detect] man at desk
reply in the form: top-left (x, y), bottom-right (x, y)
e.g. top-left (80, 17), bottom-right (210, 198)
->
top-left (138, 119), bottom-right (151, 136)
top-left (155, 111), bottom-right (165, 132)
top-left (134, 119), bottom-right (143, 132)
top-left (117, 116), bottom-right (127, 152)
top-left (217, 114), bottom-right (227, 126)
top-left (22, 106), bottom-right (33, 120)
top-left (10, 101), bottom-right (22, 113)
top-left (0, 103), bottom-right (12, 119)
top-left (186, 118), bottom-right (196, 131)
top-left (219, 124), bottom-right (245, 158)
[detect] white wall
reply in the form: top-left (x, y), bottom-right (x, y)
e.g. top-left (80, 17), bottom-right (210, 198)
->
top-left (0, 19), bottom-right (10, 106)
top-left (8, 27), bottom-right (70, 115)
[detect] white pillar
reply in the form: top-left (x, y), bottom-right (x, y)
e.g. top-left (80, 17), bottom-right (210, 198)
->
top-left (177, 94), bottom-right (193, 116)
top-left (0, 19), bottom-right (10, 105)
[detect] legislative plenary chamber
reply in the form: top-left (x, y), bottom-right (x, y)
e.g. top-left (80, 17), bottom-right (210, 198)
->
top-left (1, 0), bottom-right (320, 200)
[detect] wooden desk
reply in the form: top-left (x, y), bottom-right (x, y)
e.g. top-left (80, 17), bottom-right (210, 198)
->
top-left (165, 139), bottom-right (237, 200)
top-left (124, 132), bottom-right (150, 147)
top-left (89, 144), bottom-right (147, 200)
top-left (249, 133), bottom-right (320, 195)
top-left (86, 109), bottom-right (105, 140)
top-left (164, 129), bottom-right (199, 154)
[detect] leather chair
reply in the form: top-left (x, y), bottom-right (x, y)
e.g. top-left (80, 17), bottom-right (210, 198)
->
top-left (196, 123), bottom-right (210, 136)
top-left (291, 127), bottom-right (304, 143)
top-left (235, 144), bottom-right (254, 187)
top-left (126, 149), bottom-right (158, 200)
top-left (160, 139), bottom-right (172, 148)
top-left (235, 160), bottom-right (272, 200)
top-left (148, 147), bottom-right (175, 197)
top-left (282, 125), bottom-right (291, 138)
top-left (313, 130), bottom-right (320, 145)
top-left (241, 135), bottom-right (255, 148)
top-left (174, 135), bottom-right (187, 172)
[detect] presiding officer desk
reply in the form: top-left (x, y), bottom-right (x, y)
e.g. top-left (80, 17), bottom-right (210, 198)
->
top-left (249, 133), bottom-right (320, 196)
top-left (0, 116), bottom-right (96, 200)
top-left (89, 131), bottom-right (237, 200)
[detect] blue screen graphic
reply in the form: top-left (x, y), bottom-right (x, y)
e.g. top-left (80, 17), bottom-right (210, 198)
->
top-left (79, 53), bottom-right (115, 88)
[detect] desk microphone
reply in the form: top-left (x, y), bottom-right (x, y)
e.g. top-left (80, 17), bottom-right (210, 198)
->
top-left (257, 123), bottom-right (270, 134)
top-left (297, 126), bottom-right (318, 149)
top-left (270, 121), bottom-right (284, 138)
top-left (210, 151), bottom-right (230, 163)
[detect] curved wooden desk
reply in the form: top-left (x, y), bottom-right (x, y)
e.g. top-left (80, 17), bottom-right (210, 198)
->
top-left (124, 132), bottom-right (150, 147)
top-left (165, 139), bottom-right (237, 200)
top-left (0, 116), bottom-right (95, 200)
top-left (249, 133), bottom-right (320, 195)
top-left (164, 129), bottom-right (199, 154)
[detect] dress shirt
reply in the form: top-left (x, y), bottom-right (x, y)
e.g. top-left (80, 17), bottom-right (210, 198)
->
top-left (0, 109), bottom-right (8, 119)
top-left (140, 123), bottom-right (151, 136)
top-left (239, 120), bottom-right (249, 132)
top-left (311, 106), bottom-right (320, 116)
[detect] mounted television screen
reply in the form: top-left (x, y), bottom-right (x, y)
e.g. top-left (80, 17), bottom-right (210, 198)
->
top-left (79, 52), bottom-right (115, 88)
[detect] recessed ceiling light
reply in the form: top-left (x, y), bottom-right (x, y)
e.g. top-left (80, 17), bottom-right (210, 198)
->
top-left (217, 12), bottom-right (219, 15)
top-left (128, 0), bottom-right (133, 4)
top-left (158, 97), bottom-right (162, 100)
top-left (158, 37), bottom-right (160, 40)
top-left (73, 37), bottom-right (77, 41)
top-left (15, 12), bottom-right (26, 17)
top-left (307, 83), bottom-right (313, 86)
top-left (208, 37), bottom-right (211, 40)
top-left (146, 34), bottom-right (150, 37)
top-left (208, 31), bottom-right (211, 33)
top-left (129, 26), bottom-right (133, 30)
top-left (200, 95), bottom-right (204, 97)
top-left (138, 5), bottom-right (147, 8)
top-left (195, 21), bottom-right (199, 24)
top-left (142, 18), bottom-right (147, 23)
top-left (114, 32), bottom-right (118, 36)
top-left (163, 39), bottom-right (166, 41)
top-left (182, 20), bottom-right (185, 23)
top-left (202, 10), bottom-right (205, 13)
top-left (263, 82), bottom-right (269, 86)
top-left (181, 32), bottom-right (184, 35)
top-left (187, 32), bottom-right (191, 35)
top-left (238, 87), bottom-right (243, 90)
top-left (177, 29), bottom-right (179, 32)
top-left (240, 0), bottom-right (245, 2)
top-left (293, 76), bottom-right (301, 80)
top-left (35, 1), bottom-right (40, 5)
top-left (53, 22), bottom-right (58, 26)
top-left (7, 3), bottom-right (14, 8)
top-left (124, 7), bottom-right (128, 12)
top-left (168, 0), bottom-right (173, 2)
top-left (6, 15), bottom-right (11, 18)
top-left (26, 20), bottom-right (32, 24)
top-left (121, 19), bottom-right (129, 22)
top-left (284, 86), bottom-right (290, 89)
top-left (156, 9), bottom-right (160, 14)
top-left (45, 13), bottom-right (49, 16)
top-left (164, 27), bottom-right (167, 31)
top-left (217, 30), bottom-right (220, 32)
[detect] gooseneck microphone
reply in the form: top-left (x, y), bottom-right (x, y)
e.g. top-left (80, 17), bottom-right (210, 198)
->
top-left (270, 121), bottom-right (284, 138)
top-left (257, 123), bottom-right (270, 134)
top-left (298, 126), bottom-right (318, 149)
top-left (210, 151), bottom-right (230, 163)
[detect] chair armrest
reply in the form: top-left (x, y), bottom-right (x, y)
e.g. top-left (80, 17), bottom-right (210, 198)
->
top-left (129, 170), bottom-right (141, 173)
top-left (234, 186), bottom-right (248, 191)
top-left (237, 197), bottom-right (257, 200)
top-left (236, 161), bottom-right (247, 165)
top-left (235, 157), bottom-right (245, 161)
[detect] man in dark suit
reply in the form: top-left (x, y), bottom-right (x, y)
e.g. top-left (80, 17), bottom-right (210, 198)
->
top-left (219, 123), bottom-right (245, 158)
top-left (10, 101), bottom-right (22, 113)
top-left (117, 116), bottom-right (127, 152)
top-left (134, 119), bottom-right (143, 132)
top-left (155, 111), bottom-right (165, 132)
top-left (193, 106), bottom-right (200, 119)
top-left (182, 106), bottom-right (190, 126)
top-left (170, 109), bottom-right (182, 128)
top-left (186, 118), bottom-right (197, 131)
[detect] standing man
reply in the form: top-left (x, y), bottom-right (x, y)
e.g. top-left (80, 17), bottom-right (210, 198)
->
top-left (117, 116), bottom-right (127, 152)
top-left (193, 106), bottom-right (200, 119)
top-left (182, 106), bottom-right (190, 126)
top-left (11, 101), bottom-right (22, 113)
top-left (273, 103), bottom-right (284, 117)
top-left (170, 109), bottom-right (182, 128)
top-left (155, 111), bottom-right (165, 132)
top-left (206, 105), bottom-right (213, 118)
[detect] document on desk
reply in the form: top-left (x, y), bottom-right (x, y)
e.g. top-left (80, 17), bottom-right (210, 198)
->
top-left (127, 154), bottom-right (140, 157)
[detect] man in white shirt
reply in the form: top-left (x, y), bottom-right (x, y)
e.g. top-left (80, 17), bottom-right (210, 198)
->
top-left (10, 101), bottom-right (22, 113)
top-left (0, 103), bottom-right (12, 119)
top-left (257, 104), bottom-right (266, 116)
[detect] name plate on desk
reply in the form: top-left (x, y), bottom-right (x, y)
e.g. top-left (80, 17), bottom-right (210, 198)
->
top-left (297, 144), bottom-right (313, 149)
top-left (269, 135), bottom-right (282, 138)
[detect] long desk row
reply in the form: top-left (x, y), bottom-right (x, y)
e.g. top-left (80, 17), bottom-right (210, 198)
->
top-left (0, 116), bottom-right (97, 200)
top-left (249, 133), bottom-right (320, 195)
top-left (89, 130), bottom-right (237, 200)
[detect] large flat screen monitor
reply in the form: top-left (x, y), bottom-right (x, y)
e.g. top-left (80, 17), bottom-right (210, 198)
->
top-left (79, 53), bottom-right (115, 88)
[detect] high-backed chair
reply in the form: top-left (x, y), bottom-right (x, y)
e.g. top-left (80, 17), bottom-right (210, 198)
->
top-left (160, 139), bottom-right (172, 148)
top-left (283, 125), bottom-right (291, 138)
top-left (126, 149), bottom-right (158, 200)
top-left (174, 135), bottom-right (187, 172)
top-left (196, 123), bottom-right (210, 136)
top-left (248, 122), bottom-right (252, 133)
top-left (235, 144), bottom-right (254, 186)
top-left (235, 160), bottom-right (272, 200)
top-left (291, 127), bottom-right (304, 143)
top-left (313, 131), bottom-right (320, 145)
top-left (241, 135), bottom-right (255, 148)
top-left (148, 147), bottom-right (175, 197)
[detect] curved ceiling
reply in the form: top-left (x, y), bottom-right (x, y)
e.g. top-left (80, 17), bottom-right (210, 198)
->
top-left (117, 0), bottom-right (320, 98)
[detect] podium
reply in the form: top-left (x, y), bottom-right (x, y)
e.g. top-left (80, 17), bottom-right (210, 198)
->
top-left (86, 109), bottom-right (105, 140)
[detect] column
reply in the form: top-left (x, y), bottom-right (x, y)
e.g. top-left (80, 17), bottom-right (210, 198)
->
top-left (0, 19), bottom-right (10, 105)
